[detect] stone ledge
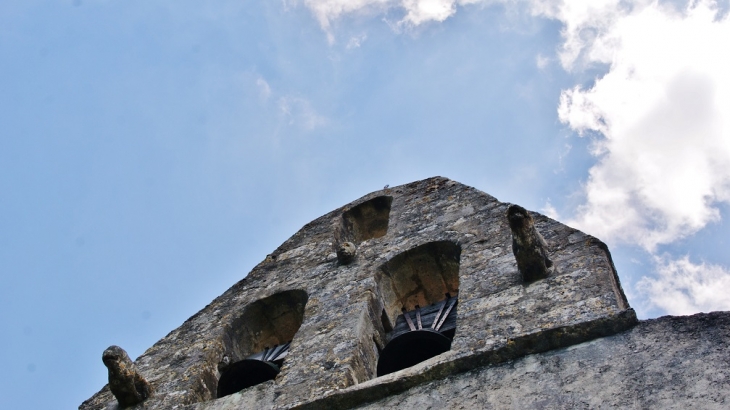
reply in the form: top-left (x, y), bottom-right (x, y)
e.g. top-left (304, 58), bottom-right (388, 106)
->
top-left (357, 311), bottom-right (730, 409)
top-left (290, 308), bottom-right (638, 410)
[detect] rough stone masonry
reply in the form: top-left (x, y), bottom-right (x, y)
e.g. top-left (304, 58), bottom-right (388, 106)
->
top-left (80, 177), bottom-right (729, 409)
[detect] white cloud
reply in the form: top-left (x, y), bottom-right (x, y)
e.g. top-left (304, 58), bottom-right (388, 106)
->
top-left (526, 0), bottom-right (650, 70)
top-left (346, 33), bottom-right (368, 49)
top-left (541, 199), bottom-right (559, 219)
top-left (246, 74), bottom-right (327, 131)
top-left (638, 255), bottom-right (730, 315)
top-left (398, 0), bottom-right (459, 26)
top-left (535, 53), bottom-right (550, 69)
top-left (295, 0), bottom-right (393, 42)
top-left (555, 142), bottom-right (572, 173)
top-left (256, 77), bottom-right (272, 101)
top-left (555, 1), bottom-right (730, 252)
top-left (546, 0), bottom-right (730, 316)
top-left (278, 96), bottom-right (328, 130)
top-left (298, 0), bottom-right (491, 40)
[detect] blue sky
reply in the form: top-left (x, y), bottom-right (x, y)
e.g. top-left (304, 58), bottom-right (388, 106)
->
top-left (2, 0), bottom-right (729, 408)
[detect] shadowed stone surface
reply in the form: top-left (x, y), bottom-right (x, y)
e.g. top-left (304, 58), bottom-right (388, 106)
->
top-left (80, 177), bottom-right (653, 409)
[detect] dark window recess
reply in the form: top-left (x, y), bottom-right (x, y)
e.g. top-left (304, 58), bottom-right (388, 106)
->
top-left (376, 293), bottom-right (458, 376)
top-left (341, 196), bottom-right (393, 243)
top-left (217, 342), bottom-right (291, 398)
top-left (218, 290), bottom-right (307, 398)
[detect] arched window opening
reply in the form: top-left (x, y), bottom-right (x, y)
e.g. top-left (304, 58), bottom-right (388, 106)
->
top-left (375, 241), bottom-right (460, 376)
top-left (218, 290), bottom-right (308, 398)
top-left (342, 196), bottom-right (393, 243)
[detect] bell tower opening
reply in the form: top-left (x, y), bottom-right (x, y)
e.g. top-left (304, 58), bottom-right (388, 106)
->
top-left (218, 290), bottom-right (308, 398)
top-left (374, 241), bottom-right (460, 376)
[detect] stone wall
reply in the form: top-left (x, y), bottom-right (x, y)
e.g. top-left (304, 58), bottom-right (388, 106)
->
top-left (80, 177), bottom-right (637, 409)
top-left (357, 312), bottom-right (730, 409)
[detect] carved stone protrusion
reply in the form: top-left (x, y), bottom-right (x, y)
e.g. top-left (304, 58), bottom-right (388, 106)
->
top-left (102, 345), bottom-right (152, 408)
top-left (337, 241), bottom-right (357, 265)
top-left (217, 355), bottom-right (231, 372)
top-left (507, 205), bottom-right (553, 282)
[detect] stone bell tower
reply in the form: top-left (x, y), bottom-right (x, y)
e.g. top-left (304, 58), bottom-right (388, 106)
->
top-left (80, 177), bottom-right (729, 409)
